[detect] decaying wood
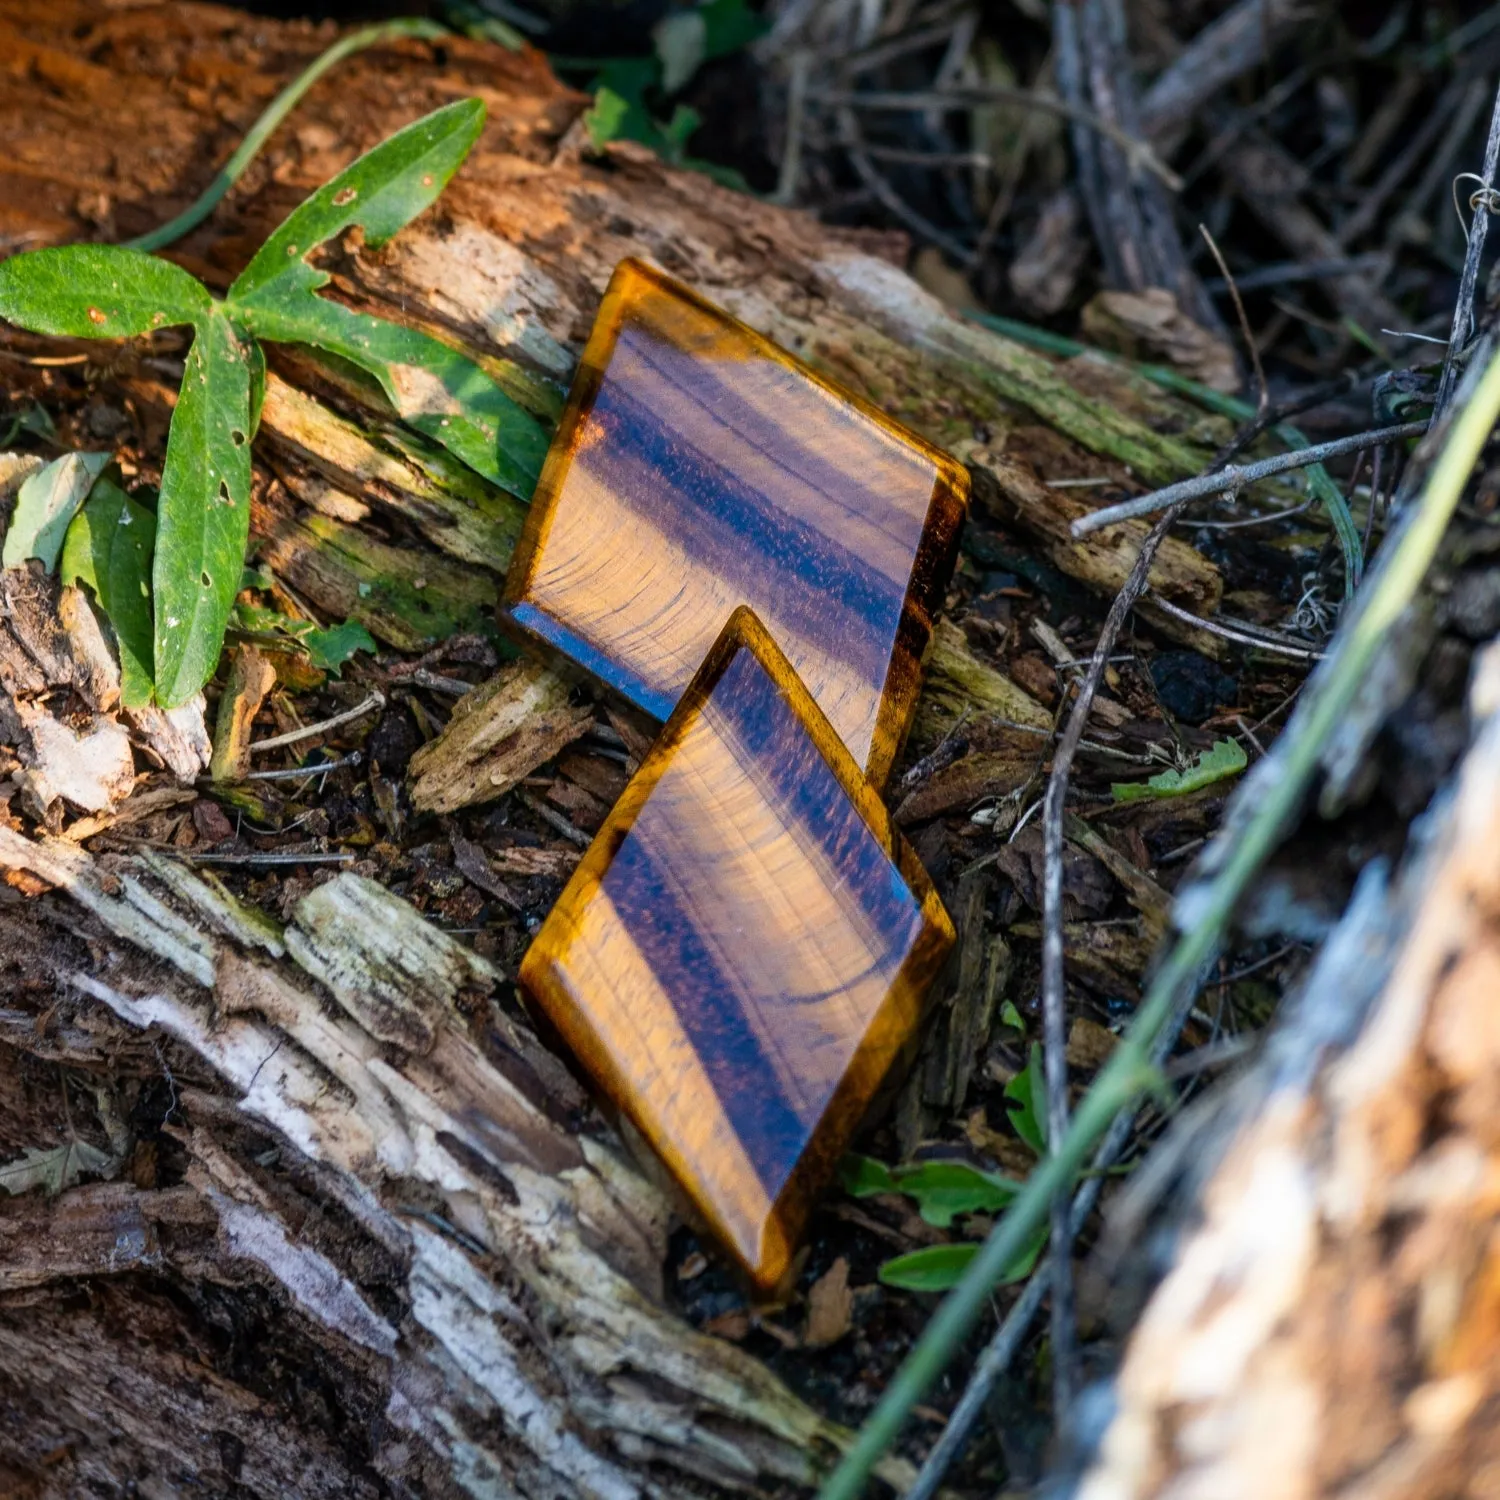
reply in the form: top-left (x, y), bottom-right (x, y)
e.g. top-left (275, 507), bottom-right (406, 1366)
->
top-left (210, 644), bottom-right (278, 783)
top-left (408, 658), bottom-right (595, 815)
top-left (0, 829), bottom-right (920, 1497)
top-left (1077, 648), bottom-right (1500, 1500)
top-left (0, 4), bottom-right (1376, 1495)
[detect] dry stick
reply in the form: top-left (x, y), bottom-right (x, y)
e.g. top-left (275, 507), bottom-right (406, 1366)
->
top-left (835, 106), bottom-right (975, 262)
top-left (771, 50), bottom-right (812, 206)
top-left (1039, 502), bottom-right (1181, 1422)
top-left (808, 86), bottom-right (1182, 190)
top-left (1436, 81), bottom-right (1500, 413)
top-left (906, 958), bottom-right (1209, 1500)
top-left (1052, 0), bottom-right (1125, 289)
top-left (1070, 420), bottom-right (1427, 536)
top-left (1147, 595), bottom-right (1326, 659)
top-left (248, 691), bottom-right (386, 754)
top-left (1199, 223), bottom-right (1268, 414)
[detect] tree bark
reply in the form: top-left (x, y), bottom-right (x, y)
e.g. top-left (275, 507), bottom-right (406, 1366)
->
top-left (0, 4), bottom-right (1254, 1496)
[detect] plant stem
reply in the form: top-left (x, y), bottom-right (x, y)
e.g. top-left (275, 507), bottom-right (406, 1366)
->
top-left (124, 19), bottom-right (446, 253)
top-left (817, 346), bottom-right (1500, 1500)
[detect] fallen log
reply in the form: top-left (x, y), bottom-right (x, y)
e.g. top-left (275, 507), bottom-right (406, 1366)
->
top-left (0, 3), bottom-right (1317, 1495)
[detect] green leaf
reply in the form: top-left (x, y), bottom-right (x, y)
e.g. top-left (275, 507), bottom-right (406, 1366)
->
top-left (152, 310), bottom-right (253, 709)
top-left (878, 1222), bottom-right (1047, 1292)
top-left (842, 1155), bottom-right (1021, 1227)
top-left (698, 0), bottom-right (771, 60)
top-left (890, 1161), bottom-right (1021, 1229)
top-left (840, 1153), bottom-right (897, 1198)
top-left (230, 295), bottom-right (546, 497)
top-left (299, 619), bottom-right (377, 673)
top-left (584, 85), bottom-right (633, 148)
top-left (225, 99), bottom-right (548, 496)
top-left (878, 1219), bottom-right (1048, 1293)
top-left (1004, 1042), bottom-right (1048, 1155)
top-left (1111, 738), bottom-right (1249, 804)
top-left (228, 99), bottom-right (487, 304)
top-left (61, 478), bottom-right (157, 709)
top-left (246, 333), bottom-right (267, 440)
top-left (999, 999), bottom-right (1025, 1031)
top-left (661, 103), bottom-right (703, 158)
top-left (2, 451), bottom-right (110, 570)
top-left (0, 245), bottom-right (211, 339)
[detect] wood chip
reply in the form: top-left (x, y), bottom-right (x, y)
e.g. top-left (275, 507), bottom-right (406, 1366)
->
top-left (407, 658), bottom-right (593, 814)
top-left (210, 645), bottom-right (278, 783)
top-left (804, 1257), bottom-right (854, 1348)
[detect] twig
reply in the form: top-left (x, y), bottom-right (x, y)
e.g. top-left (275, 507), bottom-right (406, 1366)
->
top-left (1147, 595), bottom-right (1326, 660)
top-left (808, 87), bottom-right (1182, 190)
top-left (1198, 223), bottom-right (1267, 414)
top-left (1040, 502), bottom-right (1182, 1419)
top-left (239, 752), bottom-right (364, 782)
top-left (1070, 420), bottom-right (1427, 536)
top-left (183, 851), bottom-right (356, 866)
top-left (771, 50), bottom-right (812, 206)
top-left (249, 691), bottom-right (385, 754)
top-left (124, 19), bottom-right (445, 253)
top-left (835, 106), bottom-right (975, 262)
top-left (1437, 81), bottom-right (1500, 412)
top-left (1203, 253), bottom-right (1390, 294)
top-left (906, 954), bottom-right (1208, 1500)
top-left (517, 791), bottom-right (592, 849)
top-left (817, 342), bottom-right (1500, 1500)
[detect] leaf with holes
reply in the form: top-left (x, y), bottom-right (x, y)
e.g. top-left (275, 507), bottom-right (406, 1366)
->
top-left (226, 99), bottom-right (547, 497)
top-left (3, 450), bottom-right (110, 570)
top-left (61, 477), bottom-right (157, 708)
top-left (152, 310), bottom-right (253, 708)
top-left (0, 244), bottom-right (211, 339)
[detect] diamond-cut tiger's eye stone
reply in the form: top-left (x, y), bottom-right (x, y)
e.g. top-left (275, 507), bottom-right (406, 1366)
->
top-left (519, 608), bottom-right (954, 1289)
top-left (502, 257), bottom-right (969, 789)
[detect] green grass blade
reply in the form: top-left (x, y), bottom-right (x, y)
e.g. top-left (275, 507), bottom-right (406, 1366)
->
top-left (125, 18), bottom-right (448, 254)
top-left (0, 245), bottom-right (210, 339)
top-left (151, 311), bottom-right (253, 708)
top-left (817, 348), bottom-right (1500, 1500)
top-left (61, 478), bottom-right (157, 709)
top-left (227, 98), bottom-right (485, 305)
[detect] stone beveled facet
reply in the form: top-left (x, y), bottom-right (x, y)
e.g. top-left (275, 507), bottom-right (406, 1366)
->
top-left (518, 609), bottom-right (954, 1289)
top-left (502, 257), bottom-right (969, 789)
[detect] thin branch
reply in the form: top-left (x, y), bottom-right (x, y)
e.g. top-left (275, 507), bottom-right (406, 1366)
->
top-left (1437, 80), bottom-right (1500, 412)
top-left (1070, 420), bottom-right (1427, 536)
top-left (807, 86), bottom-right (1182, 190)
top-left (249, 691), bottom-right (385, 754)
top-left (1199, 222), bottom-right (1267, 415)
top-left (906, 956), bottom-right (1208, 1500)
top-left (1039, 502), bottom-right (1182, 1420)
top-left (817, 343), bottom-right (1500, 1500)
top-left (1147, 595), bottom-right (1327, 660)
top-left (834, 106), bottom-right (976, 262)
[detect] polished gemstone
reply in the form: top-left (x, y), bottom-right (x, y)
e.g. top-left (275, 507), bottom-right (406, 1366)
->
top-left (519, 609), bottom-right (955, 1289)
top-left (502, 257), bottom-right (969, 788)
